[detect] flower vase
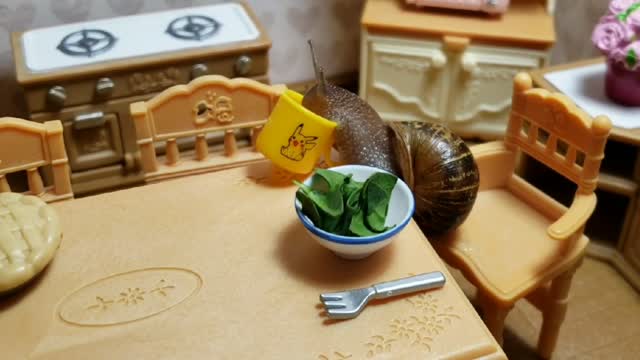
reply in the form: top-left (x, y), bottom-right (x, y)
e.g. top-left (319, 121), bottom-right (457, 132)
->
top-left (605, 59), bottom-right (640, 106)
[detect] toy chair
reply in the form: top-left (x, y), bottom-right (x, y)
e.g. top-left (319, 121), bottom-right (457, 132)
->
top-left (130, 75), bottom-right (286, 183)
top-left (432, 73), bottom-right (611, 358)
top-left (0, 118), bottom-right (73, 203)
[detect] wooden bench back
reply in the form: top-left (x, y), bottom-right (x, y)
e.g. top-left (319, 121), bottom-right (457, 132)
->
top-left (131, 75), bottom-right (286, 182)
top-left (0, 117), bottom-right (73, 202)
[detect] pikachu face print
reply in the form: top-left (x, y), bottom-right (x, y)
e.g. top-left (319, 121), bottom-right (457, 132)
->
top-left (280, 124), bottom-right (318, 161)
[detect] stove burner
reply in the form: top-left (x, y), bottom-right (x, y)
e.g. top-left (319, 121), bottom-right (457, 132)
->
top-left (57, 29), bottom-right (117, 57)
top-left (166, 15), bottom-right (220, 41)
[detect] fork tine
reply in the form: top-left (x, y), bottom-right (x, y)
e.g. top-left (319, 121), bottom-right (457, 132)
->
top-left (319, 293), bottom-right (343, 301)
top-left (326, 308), bottom-right (358, 319)
top-left (321, 301), bottom-right (346, 309)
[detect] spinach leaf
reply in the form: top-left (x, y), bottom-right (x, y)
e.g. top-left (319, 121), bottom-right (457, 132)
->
top-left (363, 173), bottom-right (398, 232)
top-left (295, 169), bottom-right (398, 237)
top-left (349, 208), bottom-right (379, 237)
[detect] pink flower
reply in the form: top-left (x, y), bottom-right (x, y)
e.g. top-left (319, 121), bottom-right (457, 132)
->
top-left (609, 0), bottom-right (639, 15)
top-left (622, 41), bottom-right (640, 70)
top-left (609, 47), bottom-right (628, 64)
top-left (626, 7), bottom-right (640, 31)
top-left (592, 16), bottom-right (635, 54)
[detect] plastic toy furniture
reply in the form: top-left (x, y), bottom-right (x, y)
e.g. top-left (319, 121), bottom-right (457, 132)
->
top-left (0, 163), bottom-right (507, 359)
top-left (0, 117), bottom-right (73, 202)
top-left (530, 58), bottom-right (640, 292)
top-left (359, 0), bottom-right (556, 140)
top-left (433, 73), bottom-right (612, 358)
top-left (130, 75), bottom-right (286, 183)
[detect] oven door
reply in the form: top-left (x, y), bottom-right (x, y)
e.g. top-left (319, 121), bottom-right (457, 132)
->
top-left (33, 109), bottom-right (125, 172)
top-left (62, 111), bottom-right (125, 172)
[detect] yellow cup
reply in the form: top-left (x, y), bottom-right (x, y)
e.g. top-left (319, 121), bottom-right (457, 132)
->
top-left (257, 90), bottom-right (337, 174)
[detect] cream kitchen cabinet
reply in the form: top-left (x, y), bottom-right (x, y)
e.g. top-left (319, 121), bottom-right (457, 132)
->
top-left (359, 0), bottom-right (555, 140)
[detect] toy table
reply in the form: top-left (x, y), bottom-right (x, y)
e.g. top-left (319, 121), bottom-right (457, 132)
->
top-left (0, 162), bottom-right (505, 359)
top-left (530, 58), bottom-right (640, 291)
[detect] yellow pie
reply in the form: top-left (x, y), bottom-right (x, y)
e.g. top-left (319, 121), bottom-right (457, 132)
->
top-left (0, 193), bottom-right (61, 293)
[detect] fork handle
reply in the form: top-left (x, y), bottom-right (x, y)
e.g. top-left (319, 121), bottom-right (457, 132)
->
top-left (372, 271), bottom-right (446, 299)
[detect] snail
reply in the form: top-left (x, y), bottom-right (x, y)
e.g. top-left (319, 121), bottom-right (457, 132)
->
top-left (302, 41), bottom-right (479, 236)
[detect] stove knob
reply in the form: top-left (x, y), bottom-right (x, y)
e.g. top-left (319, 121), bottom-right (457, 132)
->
top-left (191, 63), bottom-right (209, 79)
top-left (47, 86), bottom-right (67, 108)
top-left (95, 77), bottom-right (115, 98)
top-left (234, 55), bottom-right (252, 76)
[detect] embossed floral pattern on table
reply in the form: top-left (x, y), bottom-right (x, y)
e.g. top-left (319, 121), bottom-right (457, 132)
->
top-left (318, 292), bottom-right (460, 359)
top-left (86, 279), bottom-right (176, 311)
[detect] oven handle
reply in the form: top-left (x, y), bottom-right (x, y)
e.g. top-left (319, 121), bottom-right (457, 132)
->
top-left (73, 111), bottom-right (106, 130)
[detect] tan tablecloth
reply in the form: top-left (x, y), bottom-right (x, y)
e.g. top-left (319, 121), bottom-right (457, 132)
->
top-left (0, 162), bottom-right (505, 359)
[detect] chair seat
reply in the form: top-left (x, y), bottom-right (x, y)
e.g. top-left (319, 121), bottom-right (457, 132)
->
top-left (434, 188), bottom-right (588, 305)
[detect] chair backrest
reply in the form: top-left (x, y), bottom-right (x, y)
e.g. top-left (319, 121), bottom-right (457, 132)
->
top-left (131, 75), bottom-right (286, 183)
top-left (0, 117), bottom-right (73, 202)
top-left (505, 73), bottom-right (612, 195)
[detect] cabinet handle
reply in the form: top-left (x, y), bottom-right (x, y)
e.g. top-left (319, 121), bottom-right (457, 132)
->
top-left (432, 52), bottom-right (446, 69)
top-left (461, 53), bottom-right (478, 75)
top-left (74, 111), bottom-right (106, 130)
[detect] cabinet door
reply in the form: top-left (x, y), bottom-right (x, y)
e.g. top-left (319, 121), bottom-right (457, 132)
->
top-left (448, 45), bottom-right (547, 139)
top-left (362, 34), bottom-right (448, 123)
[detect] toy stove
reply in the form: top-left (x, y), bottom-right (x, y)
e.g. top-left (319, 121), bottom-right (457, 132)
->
top-left (11, 2), bottom-right (270, 195)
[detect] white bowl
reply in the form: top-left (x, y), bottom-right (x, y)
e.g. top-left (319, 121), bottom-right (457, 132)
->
top-left (294, 165), bottom-right (415, 260)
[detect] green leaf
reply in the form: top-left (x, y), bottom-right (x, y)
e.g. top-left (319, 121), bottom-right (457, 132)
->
top-left (626, 48), bottom-right (638, 69)
top-left (294, 179), bottom-right (343, 218)
top-left (334, 187), bottom-right (362, 235)
top-left (310, 168), bottom-right (349, 192)
top-left (363, 173), bottom-right (398, 232)
top-left (295, 189), bottom-right (322, 226)
top-left (349, 209), bottom-right (379, 237)
top-left (341, 177), bottom-right (364, 202)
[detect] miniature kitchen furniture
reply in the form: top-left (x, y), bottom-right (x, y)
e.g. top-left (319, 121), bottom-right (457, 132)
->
top-left (10, 2), bottom-right (270, 195)
top-left (0, 118), bottom-right (72, 203)
top-left (131, 76), bottom-right (285, 183)
top-left (359, 0), bottom-right (555, 140)
top-left (0, 161), bottom-right (506, 359)
top-left (529, 58), bottom-right (640, 291)
top-left (0, 193), bottom-right (62, 294)
top-left (433, 73), bottom-right (612, 358)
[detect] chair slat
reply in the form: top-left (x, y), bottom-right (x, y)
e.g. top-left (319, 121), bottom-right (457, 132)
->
top-left (251, 125), bottom-right (263, 151)
top-left (27, 168), bottom-right (44, 196)
top-left (166, 139), bottom-right (180, 165)
top-left (224, 130), bottom-right (237, 157)
top-left (565, 147), bottom-right (577, 166)
top-left (0, 175), bottom-right (10, 193)
top-left (529, 125), bottom-right (539, 145)
top-left (546, 135), bottom-right (558, 155)
top-left (195, 134), bottom-right (208, 161)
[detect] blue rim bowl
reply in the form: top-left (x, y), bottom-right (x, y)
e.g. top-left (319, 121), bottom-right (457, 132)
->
top-left (294, 165), bottom-right (415, 259)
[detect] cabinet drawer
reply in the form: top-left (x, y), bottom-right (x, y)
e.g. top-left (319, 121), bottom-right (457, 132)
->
top-left (447, 45), bottom-right (547, 138)
top-left (363, 35), bottom-right (448, 123)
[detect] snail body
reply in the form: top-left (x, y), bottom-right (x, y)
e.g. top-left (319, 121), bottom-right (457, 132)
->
top-left (302, 44), bottom-right (398, 175)
top-left (303, 83), bottom-right (398, 174)
top-left (302, 41), bottom-right (479, 236)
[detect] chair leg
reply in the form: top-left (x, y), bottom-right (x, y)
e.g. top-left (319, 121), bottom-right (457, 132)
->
top-left (478, 292), bottom-right (512, 346)
top-left (537, 263), bottom-right (579, 359)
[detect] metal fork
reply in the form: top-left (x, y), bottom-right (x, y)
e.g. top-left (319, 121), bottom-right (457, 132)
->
top-left (320, 271), bottom-right (446, 320)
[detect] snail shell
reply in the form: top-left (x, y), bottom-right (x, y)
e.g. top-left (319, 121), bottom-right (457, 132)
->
top-left (389, 122), bottom-right (479, 237)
